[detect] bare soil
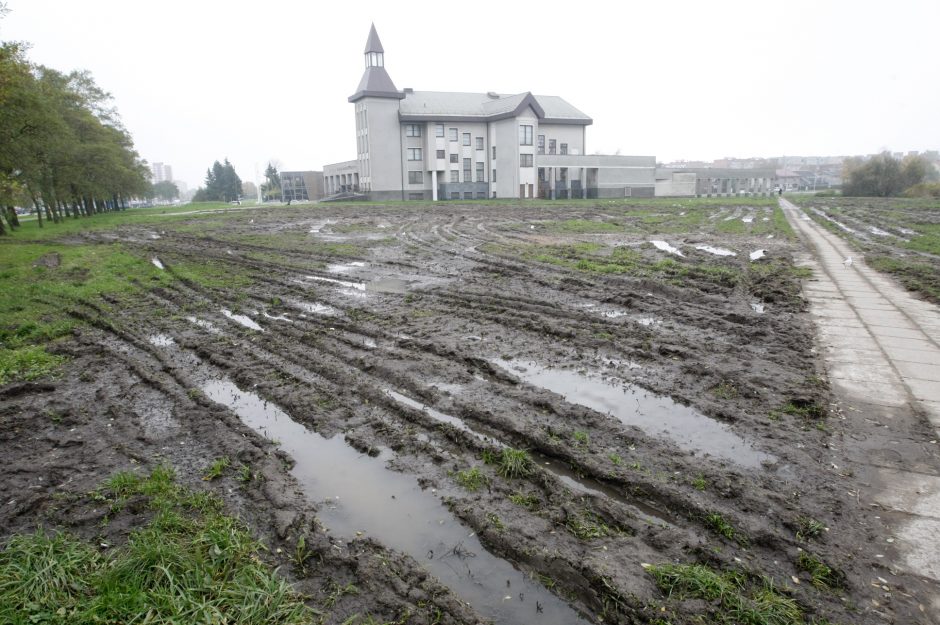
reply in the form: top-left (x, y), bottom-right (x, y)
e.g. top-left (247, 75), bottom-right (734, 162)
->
top-left (2, 200), bottom-right (938, 624)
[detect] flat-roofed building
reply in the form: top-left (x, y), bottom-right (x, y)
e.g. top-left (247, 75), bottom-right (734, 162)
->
top-left (323, 25), bottom-right (654, 201)
top-left (279, 170), bottom-right (324, 202)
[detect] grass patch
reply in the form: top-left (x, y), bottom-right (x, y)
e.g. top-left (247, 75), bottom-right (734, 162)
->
top-left (0, 345), bottom-right (65, 385)
top-left (508, 492), bottom-right (539, 509)
top-left (796, 517), bottom-right (825, 542)
top-left (202, 456), bottom-right (231, 481)
top-left (565, 511), bottom-right (619, 540)
top-left (779, 400), bottom-right (826, 420)
top-left (704, 513), bottom-right (746, 544)
top-left (711, 381), bottom-right (739, 400)
top-left (691, 474), bottom-right (708, 491)
top-left (0, 467), bottom-right (312, 624)
top-left (453, 467), bottom-right (489, 492)
top-left (646, 563), bottom-right (802, 625)
top-left (796, 552), bottom-right (844, 590)
top-left (867, 255), bottom-right (940, 303)
top-left (493, 448), bottom-right (534, 480)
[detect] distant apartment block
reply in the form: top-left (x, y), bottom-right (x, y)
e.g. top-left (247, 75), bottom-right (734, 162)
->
top-left (151, 162), bottom-right (173, 183)
top-left (323, 25), bottom-right (655, 201)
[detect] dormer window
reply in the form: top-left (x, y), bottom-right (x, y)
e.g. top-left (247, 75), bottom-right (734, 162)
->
top-left (366, 52), bottom-right (384, 68)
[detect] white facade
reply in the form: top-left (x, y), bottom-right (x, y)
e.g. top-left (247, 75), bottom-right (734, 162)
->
top-left (323, 26), bottom-right (655, 201)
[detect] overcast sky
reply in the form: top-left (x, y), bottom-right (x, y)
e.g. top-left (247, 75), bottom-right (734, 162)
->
top-left (4, 0), bottom-right (939, 189)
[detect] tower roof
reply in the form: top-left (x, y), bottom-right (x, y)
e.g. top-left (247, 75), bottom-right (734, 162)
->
top-left (364, 23), bottom-right (384, 54)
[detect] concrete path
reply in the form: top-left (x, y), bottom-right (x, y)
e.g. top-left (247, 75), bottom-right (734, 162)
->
top-left (781, 198), bottom-right (940, 613)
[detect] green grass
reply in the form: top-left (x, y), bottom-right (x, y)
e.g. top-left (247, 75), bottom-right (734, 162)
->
top-left (573, 430), bottom-right (590, 446)
top-left (202, 456), bottom-right (231, 481)
top-left (704, 513), bottom-right (745, 544)
top-left (0, 467), bottom-right (312, 624)
top-left (796, 552), bottom-right (844, 590)
top-left (565, 511), bottom-right (618, 540)
top-left (0, 345), bottom-right (65, 385)
top-left (905, 224), bottom-right (940, 255)
top-left (691, 474), bottom-right (708, 491)
top-left (453, 467), bottom-right (489, 491)
top-left (508, 492), bottom-right (539, 508)
top-left (646, 563), bottom-right (802, 625)
top-left (493, 448), bottom-right (534, 480)
top-left (796, 517), bottom-right (825, 542)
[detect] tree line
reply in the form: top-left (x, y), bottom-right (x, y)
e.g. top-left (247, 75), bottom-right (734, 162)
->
top-left (843, 152), bottom-right (939, 198)
top-left (0, 34), bottom-right (151, 234)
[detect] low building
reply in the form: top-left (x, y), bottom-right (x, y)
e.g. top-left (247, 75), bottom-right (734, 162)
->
top-left (655, 168), bottom-right (777, 197)
top-left (322, 25), bottom-right (654, 201)
top-left (279, 171), bottom-right (324, 202)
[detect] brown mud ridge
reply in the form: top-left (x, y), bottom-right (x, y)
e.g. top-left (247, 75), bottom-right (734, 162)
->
top-left (3, 202), bottom-right (938, 624)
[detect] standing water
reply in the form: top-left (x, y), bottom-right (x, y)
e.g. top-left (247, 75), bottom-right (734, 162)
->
top-left (201, 378), bottom-right (585, 624)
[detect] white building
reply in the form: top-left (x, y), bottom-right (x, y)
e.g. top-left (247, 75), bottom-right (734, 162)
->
top-left (323, 25), bottom-right (655, 201)
top-left (151, 162), bottom-right (173, 183)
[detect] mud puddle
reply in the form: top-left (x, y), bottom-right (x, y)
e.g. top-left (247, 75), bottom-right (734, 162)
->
top-left (650, 240), bottom-right (684, 256)
top-left (221, 309), bottom-right (264, 331)
top-left (186, 316), bottom-right (222, 334)
top-left (148, 334), bottom-right (175, 347)
top-left (201, 377), bottom-right (585, 624)
top-left (290, 300), bottom-right (338, 316)
top-left (151, 257), bottom-right (165, 270)
top-left (327, 261), bottom-right (367, 273)
top-left (492, 360), bottom-right (774, 469)
top-left (695, 245), bottom-right (736, 257)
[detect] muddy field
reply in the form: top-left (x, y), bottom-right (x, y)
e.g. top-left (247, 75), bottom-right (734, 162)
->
top-left (3, 198), bottom-right (938, 624)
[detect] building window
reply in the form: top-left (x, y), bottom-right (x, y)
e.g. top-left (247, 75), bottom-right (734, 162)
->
top-left (519, 125), bottom-right (533, 146)
top-left (492, 146), bottom-right (496, 159)
top-left (492, 169), bottom-right (497, 182)
top-left (476, 162), bottom-right (484, 182)
top-left (549, 139), bottom-right (556, 155)
top-left (464, 192), bottom-right (473, 199)
top-left (450, 171), bottom-right (459, 183)
top-left (475, 137), bottom-right (484, 150)
top-left (462, 133), bottom-right (471, 146)
top-left (405, 124), bottom-right (422, 137)
top-left (409, 192), bottom-right (424, 200)
top-left (559, 168), bottom-right (568, 182)
top-left (560, 143), bottom-right (568, 155)
top-left (538, 135), bottom-right (545, 155)
top-left (436, 124), bottom-right (445, 137)
top-left (407, 148), bottom-right (422, 161)
top-left (520, 154), bottom-right (533, 167)
top-left (476, 192), bottom-right (486, 199)
top-left (408, 171), bottom-right (423, 184)
top-left (463, 158), bottom-right (471, 181)
top-left (450, 192), bottom-right (459, 199)
top-left (449, 128), bottom-right (458, 141)
top-left (450, 154), bottom-right (458, 164)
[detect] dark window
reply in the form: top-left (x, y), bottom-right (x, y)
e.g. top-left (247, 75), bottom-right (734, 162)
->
top-left (450, 192), bottom-right (459, 199)
top-left (449, 128), bottom-right (458, 141)
top-left (407, 148), bottom-right (422, 161)
top-left (559, 168), bottom-right (568, 182)
top-left (464, 192), bottom-right (473, 199)
top-left (476, 162), bottom-right (484, 182)
top-left (492, 168), bottom-right (497, 182)
top-left (549, 139), bottom-right (556, 155)
top-left (519, 125), bottom-right (533, 145)
top-left (436, 149), bottom-right (445, 159)
top-left (537, 135), bottom-right (545, 155)
top-left (492, 146), bottom-right (496, 159)
top-left (475, 137), bottom-right (484, 150)
top-left (450, 154), bottom-right (458, 164)
top-left (450, 171), bottom-right (459, 183)
top-left (476, 192), bottom-right (486, 199)
top-left (408, 171), bottom-right (423, 184)
top-left (560, 143), bottom-right (568, 155)
top-left (405, 124), bottom-right (421, 137)
top-left (409, 192), bottom-right (424, 200)
top-left (436, 124), bottom-right (445, 137)
top-left (463, 133), bottom-right (471, 146)
top-left (520, 154), bottom-right (533, 167)
top-left (463, 158), bottom-right (471, 181)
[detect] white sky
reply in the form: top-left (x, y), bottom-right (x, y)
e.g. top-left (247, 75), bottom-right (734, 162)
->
top-left (4, 0), bottom-right (939, 189)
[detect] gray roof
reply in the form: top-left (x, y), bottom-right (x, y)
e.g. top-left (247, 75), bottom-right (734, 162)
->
top-left (398, 91), bottom-right (592, 125)
top-left (349, 66), bottom-right (403, 102)
top-left (364, 24), bottom-right (384, 54)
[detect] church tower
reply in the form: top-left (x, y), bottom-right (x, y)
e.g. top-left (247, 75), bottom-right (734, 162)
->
top-left (349, 24), bottom-right (405, 200)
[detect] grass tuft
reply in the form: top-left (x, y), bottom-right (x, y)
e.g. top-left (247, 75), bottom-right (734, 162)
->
top-left (0, 346), bottom-right (65, 385)
top-left (495, 448), bottom-right (534, 480)
top-left (797, 551), bottom-right (844, 590)
top-left (453, 467), bottom-right (489, 492)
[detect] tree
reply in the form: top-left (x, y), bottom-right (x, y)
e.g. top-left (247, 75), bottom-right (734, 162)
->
top-left (241, 181), bottom-right (257, 198)
top-left (261, 162), bottom-right (280, 201)
top-left (842, 152), bottom-right (933, 197)
top-left (152, 180), bottom-right (179, 201)
top-left (202, 159), bottom-right (242, 201)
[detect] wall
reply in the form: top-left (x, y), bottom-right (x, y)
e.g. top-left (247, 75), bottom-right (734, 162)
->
top-left (655, 172), bottom-right (697, 197)
top-left (364, 98), bottom-right (404, 198)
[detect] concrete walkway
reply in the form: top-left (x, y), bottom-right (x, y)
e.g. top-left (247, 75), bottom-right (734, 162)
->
top-left (781, 198), bottom-right (940, 612)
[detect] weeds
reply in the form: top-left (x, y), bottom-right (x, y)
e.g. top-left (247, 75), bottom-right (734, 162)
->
top-left (566, 511), bottom-right (618, 540)
top-left (573, 431), bottom-right (590, 446)
top-left (704, 513), bottom-right (745, 544)
top-left (494, 448), bottom-right (534, 480)
top-left (485, 513), bottom-right (505, 531)
top-left (646, 563), bottom-right (802, 625)
top-left (509, 492), bottom-right (539, 509)
top-left (796, 517), bottom-right (826, 541)
top-left (454, 467), bottom-right (489, 492)
top-left (691, 475), bottom-right (708, 491)
top-left (202, 456), bottom-right (231, 481)
top-left (0, 468), bottom-right (311, 624)
top-left (0, 346), bottom-right (65, 385)
top-left (711, 381), bottom-right (739, 400)
top-left (797, 551), bottom-right (844, 590)
top-left (608, 453), bottom-right (623, 466)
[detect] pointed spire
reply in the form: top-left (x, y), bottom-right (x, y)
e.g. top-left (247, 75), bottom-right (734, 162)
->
top-left (364, 23), bottom-right (384, 54)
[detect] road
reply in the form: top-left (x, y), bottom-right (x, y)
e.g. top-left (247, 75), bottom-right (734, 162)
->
top-left (781, 197), bottom-right (940, 615)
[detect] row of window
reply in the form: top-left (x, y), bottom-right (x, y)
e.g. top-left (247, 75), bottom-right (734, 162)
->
top-left (407, 124), bottom-right (570, 155)
top-left (408, 124), bottom-right (487, 150)
top-left (407, 164), bottom-right (487, 184)
top-left (537, 135), bottom-right (568, 155)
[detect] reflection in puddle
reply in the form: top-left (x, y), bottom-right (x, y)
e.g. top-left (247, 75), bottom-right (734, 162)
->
top-left (151, 258), bottom-right (165, 270)
top-left (306, 275), bottom-right (366, 291)
top-left (262, 311), bottom-right (293, 322)
top-left (222, 309), bottom-right (264, 331)
top-left (148, 334), bottom-right (175, 347)
top-left (385, 390), bottom-right (491, 444)
top-left (650, 240), bottom-right (684, 256)
top-left (637, 317), bottom-right (659, 326)
top-left (327, 261), bottom-right (367, 273)
top-left (603, 310), bottom-right (628, 319)
top-left (201, 379), bottom-right (584, 625)
top-left (367, 278), bottom-right (410, 294)
top-left (750, 302), bottom-right (765, 314)
top-left (186, 316), bottom-right (221, 334)
top-left (695, 245), bottom-right (736, 257)
top-left (292, 300), bottom-right (337, 316)
top-left (742, 216), bottom-right (754, 224)
top-left (491, 360), bottom-right (775, 469)
top-left (749, 249), bottom-right (766, 261)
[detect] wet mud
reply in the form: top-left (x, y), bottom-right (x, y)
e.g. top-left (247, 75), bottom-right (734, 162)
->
top-left (2, 201), bottom-right (938, 624)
